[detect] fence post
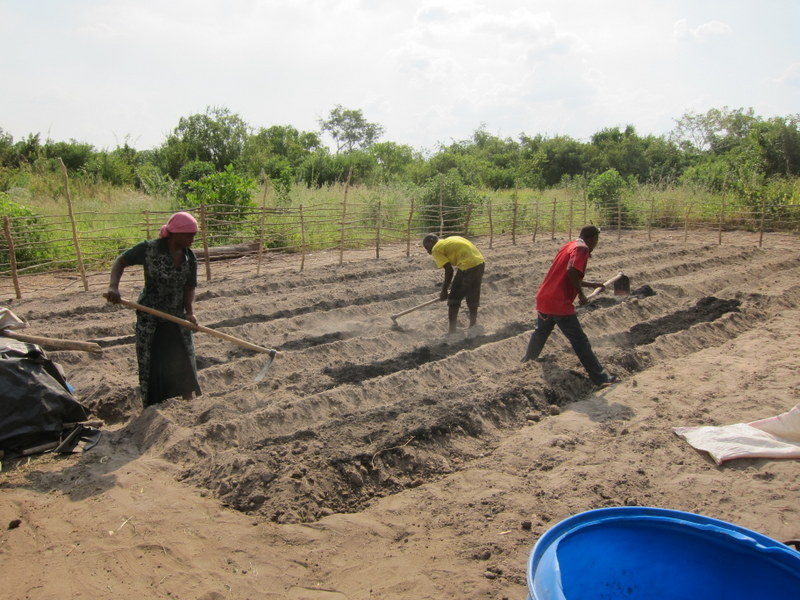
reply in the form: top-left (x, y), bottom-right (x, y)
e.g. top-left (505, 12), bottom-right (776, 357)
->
top-left (567, 192), bottom-right (574, 240)
top-left (550, 198), bottom-right (556, 240)
top-left (405, 198), bottom-right (414, 257)
top-left (58, 158), bottom-right (88, 292)
top-left (648, 192), bottom-right (655, 242)
top-left (533, 197), bottom-right (540, 243)
top-left (512, 191), bottom-right (518, 245)
top-left (488, 200), bottom-right (494, 249)
top-left (583, 180), bottom-right (588, 224)
top-left (683, 204), bottom-right (692, 243)
top-left (199, 205), bottom-right (211, 281)
top-left (256, 179), bottom-right (269, 276)
top-left (3, 216), bottom-right (21, 299)
top-left (617, 198), bottom-right (622, 241)
top-left (144, 210), bottom-right (152, 239)
top-left (718, 178), bottom-right (728, 246)
top-left (339, 169), bottom-right (352, 266)
top-left (299, 204), bottom-right (306, 272)
top-left (438, 175), bottom-right (444, 236)
top-left (759, 195), bottom-right (767, 248)
top-left (375, 199), bottom-right (381, 259)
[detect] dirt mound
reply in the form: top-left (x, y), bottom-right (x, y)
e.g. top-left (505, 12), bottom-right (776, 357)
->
top-left (9, 234), bottom-right (798, 524)
top-left (2, 232), bottom-right (800, 600)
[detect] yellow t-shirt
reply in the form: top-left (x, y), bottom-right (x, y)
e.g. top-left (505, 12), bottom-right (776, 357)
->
top-left (431, 236), bottom-right (485, 270)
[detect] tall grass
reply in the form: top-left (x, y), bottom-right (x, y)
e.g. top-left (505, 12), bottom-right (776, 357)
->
top-left (2, 171), bottom-right (799, 283)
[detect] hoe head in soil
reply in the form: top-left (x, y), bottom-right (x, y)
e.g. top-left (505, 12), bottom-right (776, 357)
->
top-left (614, 273), bottom-right (631, 296)
top-left (585, 272), bottom-right (631, 303)
top-left (390, 297), bottom-right (440, 330)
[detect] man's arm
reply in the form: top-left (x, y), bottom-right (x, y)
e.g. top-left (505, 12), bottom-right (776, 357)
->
top-left (440, 263), bottom-right (454, 300)
top-left (567, 267), bottom-right (588, 304)
top-left (569, 267), bottom-right (606, 305)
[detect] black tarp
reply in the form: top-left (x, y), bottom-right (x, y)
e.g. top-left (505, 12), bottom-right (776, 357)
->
top-left (0, 338), bottom-right (89, 452)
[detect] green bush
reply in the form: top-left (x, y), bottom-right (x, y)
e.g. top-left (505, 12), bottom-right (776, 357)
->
top-left (271, 165), bottom-right (294, 206)
top-left (181, 165), bottom-right (257, 244)
top-left (417, 169), bottom-right (482, 234)
top-left (0, 193), bottom-right (52, 270)
top-left (587, 168), bottom-right (636, 227)
top-left (178, 160), bottom-right (216, 203)
top-left (760, 177), bottom-right (800, 229)
top-left (84, 150), bottom-right (135, 186)
top-left (135, 163), bottom-right (176, 198)
top-left (43, 140), bottom-right (94, 171)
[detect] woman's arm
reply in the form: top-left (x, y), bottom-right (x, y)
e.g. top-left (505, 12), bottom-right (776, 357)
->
top-left (106, 256), bottom-right (129, 303)
top-left (183, 286), bottom-right (197, 325)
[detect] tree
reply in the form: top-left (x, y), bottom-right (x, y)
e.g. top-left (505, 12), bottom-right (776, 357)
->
top-left (669, 107), bottom-right (758, 154)
top-left (10, 133), bottom-right (42, 168)
top-left (641, 135), bottom-right (687, 182)
top-left (237, 124), bottom-right (321, 180)
top-left (296, 148), bottom-right (379, 187)
top-left (671, 107), bottom-right (800, 192)
top-left (41, 140), bottom-right (94, 171)
top-left (84, 149), bottom-right (135, 186)
top-left (319, 105), bottom-right (384, 154)
top-left (368, 141), bottom-right (418, 183)
top-left (0, 128), bottom-right (13, 168)
top-left (527, 135), bottom-right (592, 187)
top-left (589, 126), bottom-right (650, 180)
top-left (155, 106), bottom-right (249, 178)
top-left (749, 116), bottom-right (800, 177)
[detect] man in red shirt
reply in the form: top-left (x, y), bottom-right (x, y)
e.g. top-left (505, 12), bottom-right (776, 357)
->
top-left (521, 225), bottom-right (618, 386)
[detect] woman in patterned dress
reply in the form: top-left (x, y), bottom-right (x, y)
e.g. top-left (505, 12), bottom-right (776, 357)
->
top-left (106, 212), bottom-right (202, 407)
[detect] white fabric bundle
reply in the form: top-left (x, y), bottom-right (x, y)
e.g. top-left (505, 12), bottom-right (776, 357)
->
top-left (674, 404), bottom-right (800, 465)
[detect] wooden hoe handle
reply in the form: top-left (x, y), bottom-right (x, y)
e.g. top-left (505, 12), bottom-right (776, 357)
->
top-left (0, 328), bottom-right (102, 353)
top-left (111, 296), bottom-right (276, 355)
top-left (585, 272), bottom-right (625, 302)
top-left (391, 297), bottom-right (440, 321)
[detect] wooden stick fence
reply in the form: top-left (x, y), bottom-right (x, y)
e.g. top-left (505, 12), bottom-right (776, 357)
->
top-left (2, 183), bottom-right (798, 299)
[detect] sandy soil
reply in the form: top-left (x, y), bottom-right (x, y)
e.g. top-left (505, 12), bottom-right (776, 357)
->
top-left (2, 231), bottom-right (799, 600)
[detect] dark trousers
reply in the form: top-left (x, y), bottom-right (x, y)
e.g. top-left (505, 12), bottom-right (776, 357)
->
top-left (147, 322), bottom-right (201, 406)
top-left (447, 263), bottom-right (485, 332)
top-left (524, 312), bottom-right (607, 384)
top-left (448, 262), bottom-right (484, 309)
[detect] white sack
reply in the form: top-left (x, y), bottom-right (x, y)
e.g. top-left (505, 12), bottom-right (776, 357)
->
top-left (673, 404), bottom-right (800, 465)
top-left (0, 307), bottom-right (27, 330)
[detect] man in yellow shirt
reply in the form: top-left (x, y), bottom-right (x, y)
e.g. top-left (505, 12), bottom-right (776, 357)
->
top-left (422, 234), bottom-right (486, 336)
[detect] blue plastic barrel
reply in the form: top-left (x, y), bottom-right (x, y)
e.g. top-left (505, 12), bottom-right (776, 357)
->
top-left (527, 507), bottom-right (800, 600)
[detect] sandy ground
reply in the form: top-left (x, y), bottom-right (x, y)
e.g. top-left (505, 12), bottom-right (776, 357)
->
top-left (1, 231), bottom-right (799, 600)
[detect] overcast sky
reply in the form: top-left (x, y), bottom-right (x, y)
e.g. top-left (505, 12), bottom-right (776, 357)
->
top-left (2, 0), bottom-right (798, 153)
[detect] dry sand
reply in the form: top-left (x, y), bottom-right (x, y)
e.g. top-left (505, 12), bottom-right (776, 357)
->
top-left (2, 231), bottom-right (799, 599)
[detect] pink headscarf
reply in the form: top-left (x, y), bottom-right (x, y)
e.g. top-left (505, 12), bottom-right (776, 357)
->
top-left (159, 212), bottom-right (199, 238)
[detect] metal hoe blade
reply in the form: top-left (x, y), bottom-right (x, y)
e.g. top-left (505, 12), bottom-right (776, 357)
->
top-left (614, 274), bottom-right (631, 296)
top-left (254, 349), bottom-right (279, 382)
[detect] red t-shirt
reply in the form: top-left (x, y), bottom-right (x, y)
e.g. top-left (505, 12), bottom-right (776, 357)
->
top-left (535, 239), bottom-right (590, 315)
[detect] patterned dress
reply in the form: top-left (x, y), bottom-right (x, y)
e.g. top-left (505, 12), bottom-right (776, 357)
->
top-left (121, 238), bottom-right (201, 406)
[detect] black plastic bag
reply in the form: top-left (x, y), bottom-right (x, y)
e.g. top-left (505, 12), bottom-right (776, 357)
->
top-left (0, 339), bottom-right (89, 453)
